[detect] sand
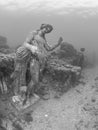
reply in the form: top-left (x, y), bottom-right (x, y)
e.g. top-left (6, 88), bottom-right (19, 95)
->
top-left (17, 66), bottom-right (97, 130)
top-left (2, 65), bottom-right (98, 130)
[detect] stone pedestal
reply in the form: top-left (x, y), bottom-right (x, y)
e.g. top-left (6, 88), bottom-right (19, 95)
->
top-left (11, 94), bottom-right (40, 112)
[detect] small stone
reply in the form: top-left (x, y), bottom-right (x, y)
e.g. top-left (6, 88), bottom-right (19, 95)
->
top-left (24, 113), bottom-right (33, 123)
top-left (95, 77), bottom-right (98, 81)
top-left (45, 114), bottom-right (48, 117)
top-left (91, 98), bottom-right (96, 103)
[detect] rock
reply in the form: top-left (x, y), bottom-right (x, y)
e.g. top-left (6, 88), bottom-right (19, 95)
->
top-left (45, 42), bottom-right (81, 81)
top-left (0, 53), bottom-right (15, 94)
top-left (51, 42), bottom-right (77, 60)
top-left (0, 36), bottom-right (14, 54)
top-left (12, 122), bottom-right (23, 130)
top-left (36, 42), bottom-right (82, 95)
top-left (0, 41), bottom-right (83, 95)
top-left (23, 113), bottom-right (33, 123)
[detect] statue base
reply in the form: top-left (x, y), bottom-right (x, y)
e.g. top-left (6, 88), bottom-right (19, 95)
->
top-left (11, 94), bottom-right (40, 112)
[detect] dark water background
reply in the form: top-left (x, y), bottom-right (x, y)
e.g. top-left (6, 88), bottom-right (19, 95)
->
top-left (0, 8), bottom-right (98, 64)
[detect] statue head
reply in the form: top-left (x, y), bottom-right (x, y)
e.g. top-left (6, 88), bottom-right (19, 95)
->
top-left (40, 24), bottom-right (53, 33)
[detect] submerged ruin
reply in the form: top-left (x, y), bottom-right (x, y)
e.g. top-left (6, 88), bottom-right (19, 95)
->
top-left (0, 42), bottom-right (83, 95)
top-left (0, 40), bottom-right (85, 130)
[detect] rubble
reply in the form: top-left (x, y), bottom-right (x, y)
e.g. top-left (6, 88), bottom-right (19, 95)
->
top-left (0, 42), bottom-right (84, 95)
top-left (0, 41), bottom-right (86, 130)
top-left (38, 42), bottom-right (82, 94)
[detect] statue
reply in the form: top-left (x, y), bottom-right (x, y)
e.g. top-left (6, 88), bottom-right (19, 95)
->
top-left (11, 24), bottom-right (63, 105)
top-left (24, 24), bottom-right (63, 103)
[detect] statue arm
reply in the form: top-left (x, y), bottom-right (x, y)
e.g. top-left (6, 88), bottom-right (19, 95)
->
top-left (23, 30), bottom-right (39, 54)
top-left (44, 37), bottom-right (63, 51)
top-left (24, 42), bottom-right (38, 54)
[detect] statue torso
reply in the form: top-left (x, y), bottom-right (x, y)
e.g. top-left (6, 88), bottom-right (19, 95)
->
top-left (33, 33), bottom-right (48, 57)
top-left (16, 30), bottom-right (48, 62)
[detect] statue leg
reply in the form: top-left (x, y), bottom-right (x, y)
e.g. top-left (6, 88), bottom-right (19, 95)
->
top-left (23, 59), bottom-right (40, 105)
top-left (27, 59), bottom-right (40, 98)
top-left (13, 61), bottom-right (27, 95)
top-left (19, 62), bottom-right (27, 87)
top-left (13, 62), bottom-right (21, 95)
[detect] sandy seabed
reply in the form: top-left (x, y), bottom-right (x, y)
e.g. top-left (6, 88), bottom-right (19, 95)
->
top-left (5, 65), bottom-right (98, 130)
